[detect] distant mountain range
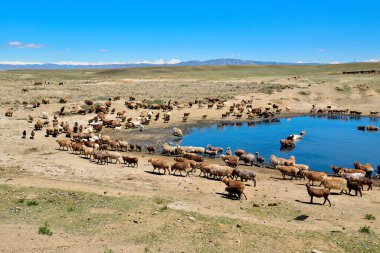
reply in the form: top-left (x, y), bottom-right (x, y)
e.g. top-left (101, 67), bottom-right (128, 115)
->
top-left (0, 58), bottom-right (322, 70)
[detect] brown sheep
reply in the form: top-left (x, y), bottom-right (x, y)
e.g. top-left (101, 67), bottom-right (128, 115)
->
top-left (146, 146), bottom-right (156, 154)
top-left (276, 166), bottom-right (300, 180)
top-left (148, 158), bottom-right (170, 175)
top-left (353, 162), bottom-right (374, 178)
top-left (56, 139), bottom-right (71, 150)
top-left (346, 178), bottom-right (362, 197)
top-left (306, 183), bottom-right (331, 206)
top-left (234, 149), bottom-right (246, 157)
top-left (222, 178), bottom-right (247, 200)
top-left (301, 171), bottom-right (327, 185)
top-left (171, 162), bottom-right (192, 177)
top-left (122, 155), bottom-right (138, 167)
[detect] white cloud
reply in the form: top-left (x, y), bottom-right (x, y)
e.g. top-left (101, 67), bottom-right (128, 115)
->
top-left (99, 49), bottom-right (109, 52)
top-left (366, 58), bottom-right (379, 63)
top-left (52, 61), bottom-right (127, 66)
top-left (0, 61), bottom-right (43, 65)
top-left (0, 59), bottom-right (182, 66)
top-left (8, 41), bottom-right (43, 48)
top-left (133, 58), bottom-right (181, 65)
top-left (318, 48), bottom-right (326, 52)
top-left (296, 60), bottom-right (303, 64)
top-left (329, 61), bottom-right (341, 64)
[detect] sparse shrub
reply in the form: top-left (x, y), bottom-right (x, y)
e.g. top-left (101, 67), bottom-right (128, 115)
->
top-left (38, 222), bottom-right (53, 236)
top-left (364, 214), bottom-right (376, 221)
top-left (359, 226), bottom-right (371, 234)
top-left (17, 198), bottom-right (25, 204)
top-left (67, 207), bottom-right (75, 212)
top-left (27, 200), bottom-right (39, 206)
top-left (104, 248), bottom-right (114, 253)
top-left (159, 205), bottom-right (168, 212)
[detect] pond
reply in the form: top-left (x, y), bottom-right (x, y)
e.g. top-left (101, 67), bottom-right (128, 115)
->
top-left (179, 116), bottom-right (380, 173)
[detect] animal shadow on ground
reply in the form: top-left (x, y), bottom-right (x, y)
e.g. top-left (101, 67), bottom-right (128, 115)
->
top-left (295, 199), bottom-right (325, 206)
top-left (144, 171), bottom-right (166, 176)
top-left (216, 192), bottom-right (240, 200)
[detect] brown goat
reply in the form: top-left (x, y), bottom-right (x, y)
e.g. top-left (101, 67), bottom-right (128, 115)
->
top-left (306, 183), bottom-right (331, 206)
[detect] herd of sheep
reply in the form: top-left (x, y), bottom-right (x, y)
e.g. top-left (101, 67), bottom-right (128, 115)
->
top-left (6, 91), bottom-right (380, 204)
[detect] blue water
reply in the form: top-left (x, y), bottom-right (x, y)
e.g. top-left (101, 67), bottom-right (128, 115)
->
top-left (179, 116), bottom-right (380, 173)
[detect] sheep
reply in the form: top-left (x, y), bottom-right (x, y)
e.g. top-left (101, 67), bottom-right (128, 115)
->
top-left (173, 127), bottom-right (183, 137)
top-left (234, 149), bottom-right (246, 157)
top-left (108, 140), bottom-right (120, 151)
top-left (270, 155), bottom-right (295, 167)
top-left (346, 178), bottom-right (362, 197)
top-left (240, 153), bottom-right (255, 166)
top-left (321, 177), bottom-right (348, 194)
top-left (148, 158), bottom-right (170, 174)
top-left (207, 144), bottom-right (224, 153)
top-left (81, 145), bottom-right (94, 159)
top-left (276, 166), bottom-right (300, 180)
top-left (293, 163), bottom-right (309, 172)
top-left (196, 162), bottom-right (213, 178)
top-left (174, 157), bottom-right (197, 172)
top-left (92, 152), bottom-right (109, 165)
top-left (367, 125), bottom-right (379, 131)
top-left (107, 151), bottom-right (121, 164)
top-left (122, 155), bottom-right (138, 167)
top-left (220, 154), bottom-right (239, 162)
top-left (330, 165), bottom-right (345, 175)
top-left (280, 139), bottom-right (295, 147)
top-left (146, 146), bottom-right (156, 154)
top-left (305, 183), bottom-right (331, 206)
top-left (162, 143), bottom-right (177, 156)
top-left (70, 142), bottom-right (83, 154)
top-left (209, 165), bottom-right (234, 180)
top-left (222, 178), bottom-right (247, 200)
top-left (255, 152), bottom-right (265, 166)
top-left (193, 147), bottom-right (206, 155)
top-left (205, 150), bottom-right (218, 158)
top-left (353, 162), bottom-right (374, 178)
top-left (117, 140), bottom-right (129, 151)
top-left (56, 139), bottom-right (71, 151)
top-left (352, 177), bottom-right (373, 191)
top-left (171, 162), bottom-right (192, 177)
top-left (341, 168), bottom-right (366, 175)
top-left (338, 171), bottom-right (365, 180)
top-left (232, 169), bottom-right (257, 186)
top-left (300, 171), bottom-right (327, 185)
top-left (224, 159), bottom-right (239, 168)
top-left (183, 152), bottom-right (203, 162)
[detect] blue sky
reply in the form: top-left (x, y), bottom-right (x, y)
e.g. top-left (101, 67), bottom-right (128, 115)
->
top-left (1, 0), bottom-right (380, 64)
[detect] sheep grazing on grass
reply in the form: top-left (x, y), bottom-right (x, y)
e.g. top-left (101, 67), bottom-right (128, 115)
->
top-left (321, 177), bottom-right (348, 194)
top-left (222, 178), bottom-right (247, 200)
top-left (270, 155), bottom-right (295, 167)
top-left (148, 158), bottom-right (170, 175)
top-left (353, 162), bottom-right (374, 178)
top-left (56, 139), bottom-right (71, 151)
top-left (276, 166), bottom-right (300, 180)
top-left (122, 155), bottom-right (138, 167)
top-left (306, 183), bottom-right (331, 206)
top-left (232, 169), bottom-right (257, 187)
top-left (171, 162), bottom-right (192, 177)
top-left (240, 153), bottom-right (255, 166)
top-left (346, 178), bottom-right (362, 197)
top-left (300, 171), bottom-right (327, 185)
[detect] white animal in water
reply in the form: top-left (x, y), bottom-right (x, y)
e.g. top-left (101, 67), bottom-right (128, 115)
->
top-left (288, 131), bottom-right (306, 141)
